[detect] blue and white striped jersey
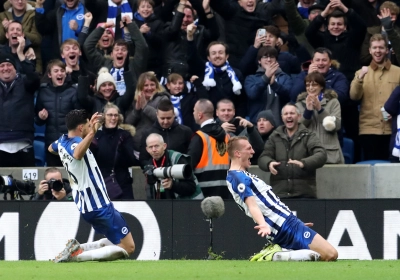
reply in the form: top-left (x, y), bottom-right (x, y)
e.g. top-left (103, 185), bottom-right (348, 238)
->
top-left (226, 170), bottom-right (292, 238)
top-left (51, 134), bottom-right (110, 214)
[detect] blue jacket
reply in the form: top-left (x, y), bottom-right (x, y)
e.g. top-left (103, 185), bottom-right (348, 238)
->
top-left (245, 67), bottom-right (292, 124)
top-left (60, 3), bottom-right (85, 42)
top-left (238, 45), bottom-right (301, 78)
top-left (290, 67), bottom-right (349, 104)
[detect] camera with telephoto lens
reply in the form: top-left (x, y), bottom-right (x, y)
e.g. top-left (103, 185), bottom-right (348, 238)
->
top-left (0, 174), bottom-right (36, 200)
top-left (46, 179), bottom-right (64, 192)
top-left (143, 164), bottom-right (192, 185)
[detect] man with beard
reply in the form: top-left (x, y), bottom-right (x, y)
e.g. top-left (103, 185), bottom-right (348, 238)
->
top-left (188, 99), bottom-right (232, 199)
top-left (83, 15), bottom-right (148, 95)
top-left (35, 59), bottom-right (81, 166)
top-left (187, 22), bottom-right (246, 117)
top-left (258, 104), bottom-right (327, 199)
top-left (35, 0), bottom-right (87, 61)
top-left (0, 21), bottom-right (36, 74)
top-left (0, 0), bottom-right (42, 73)
top-left (350, 34), bottom-right (400, 160)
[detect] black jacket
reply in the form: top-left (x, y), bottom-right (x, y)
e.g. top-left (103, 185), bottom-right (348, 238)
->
top-left (209, 0), bottom-right (279, 67)
top-left (167, 85), bottom-right (200, 132)
top-left (139, 120), bottom-right (193, 167)
top-left (0, 43), bottom-right (36, 74)
top-left (77, 70), bottom-right (135, 117)
top-left (162, 10), bottom-right (219, 78)
top-left (133, 14), bottom-right (164, 74)
top-left (0, 64), bottom-right (40, 144)
top-left (305, 9), bottom-right (366, 82)
top-left (90, 125), bottom-right (137, 200)
top-left (35, 82), bottom-right (81, 147)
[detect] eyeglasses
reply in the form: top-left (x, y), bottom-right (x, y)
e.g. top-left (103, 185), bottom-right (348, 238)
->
top-left (106, 113), bottom-right (119, 118)
top-left (261, 56), bottom-right (276, 60)
top-left (305, 82), bottom-right (320, 87)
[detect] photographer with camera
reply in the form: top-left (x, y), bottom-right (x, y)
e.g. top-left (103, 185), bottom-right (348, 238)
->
top-left (143, 133), bottom-right (203, 200)
top-left (33, 167), bottom-right (72, 201)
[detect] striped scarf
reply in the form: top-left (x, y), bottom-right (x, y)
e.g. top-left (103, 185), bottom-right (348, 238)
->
top-left (107, 0), bottom-right (133, 34)
top-left (203, 61), bottom-right (242, 95)
top-left (110, 67), bottom-right (126, 96)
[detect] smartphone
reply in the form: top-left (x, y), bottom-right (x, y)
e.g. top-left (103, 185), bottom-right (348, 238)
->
top-left (257, 29), bottom-right (266, 37)
top-left (194, 19), bottom-right (199, 26)
top-left (229, 118), bottom-right (240, 127)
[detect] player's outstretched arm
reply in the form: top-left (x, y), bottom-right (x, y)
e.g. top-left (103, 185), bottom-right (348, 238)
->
top-left (245, 196), bottom-right (271, 237)
top-left (48, 144), bottom-right (58, 155)
top-left (73, 113), bottom-right (102, 160)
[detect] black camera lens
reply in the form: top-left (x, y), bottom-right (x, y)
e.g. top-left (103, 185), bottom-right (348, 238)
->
top-left (47, 179), bottom-right (64, 192)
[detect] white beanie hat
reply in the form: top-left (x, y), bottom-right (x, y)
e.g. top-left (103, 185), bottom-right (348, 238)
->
top-left (96, 67), bottom-right (116, 91)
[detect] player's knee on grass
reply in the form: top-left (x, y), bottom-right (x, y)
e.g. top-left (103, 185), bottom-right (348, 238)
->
top-left (321, 247), bottom-right (338, 261)
top-left (126, 241), bottom-right (135, 255)
top-left (119, 233), bottom-right (135, 255)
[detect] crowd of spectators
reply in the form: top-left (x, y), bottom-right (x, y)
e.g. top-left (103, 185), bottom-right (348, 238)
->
top-left (2, 0), bottom-right (400, 199)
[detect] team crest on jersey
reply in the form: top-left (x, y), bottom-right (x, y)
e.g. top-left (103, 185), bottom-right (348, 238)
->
top-left (71, 143), bottom-right (78, 150)
top-left (76, 14), bottom-right (84, 20)
top-left (238, 183), bottom-right (245, 193)
top-left (304, 231), bottom-right (311, 238)
top-left (121, 227), bottom-right (128, 234)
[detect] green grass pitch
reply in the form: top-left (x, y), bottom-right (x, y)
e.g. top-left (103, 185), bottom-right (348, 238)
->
top-left (1, 260), bottom-right (400, 280)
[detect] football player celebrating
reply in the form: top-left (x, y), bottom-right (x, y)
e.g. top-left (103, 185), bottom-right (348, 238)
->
top-left (226, 136), bottom-right (338, 261)
top-left (49, 110), bottom-right (135, 262)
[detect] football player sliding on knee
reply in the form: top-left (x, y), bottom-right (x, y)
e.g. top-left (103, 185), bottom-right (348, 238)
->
top-left (49, 110), bottom-right (135, 262)
top-left (226, 136), bottom-right (338, 261)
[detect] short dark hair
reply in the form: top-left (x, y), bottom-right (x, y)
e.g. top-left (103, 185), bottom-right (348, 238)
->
top-left (157, 99), bottom-right (174, 112)
top-left (257, 46), bottom-right (278, 61)
top-left (313, 47), bottom-right (332, 60)
top-left (113, 39), bottom-right (129, 51)
top-left (327, 10), bottom-right (347, 27)
top-left (137, 0), bottom-right (155, 8)
top-left (264, 25), bottom-right (280, 38)
top-left (65, 109), bottom-right (89, 131)
top-left (207, 41), bottom-right (229, 56)
top-left (305, 72), bottom-right (326, 90)
top-left (183, 4), bottom-right (196, 19)
top-left (6, 21), bottom-right (23, 32)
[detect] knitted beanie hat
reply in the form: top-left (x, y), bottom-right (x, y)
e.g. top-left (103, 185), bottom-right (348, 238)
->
top-left (96, 67), bottom-right (116, 91)
top-left (257, 110), bottom-right (277, 127)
